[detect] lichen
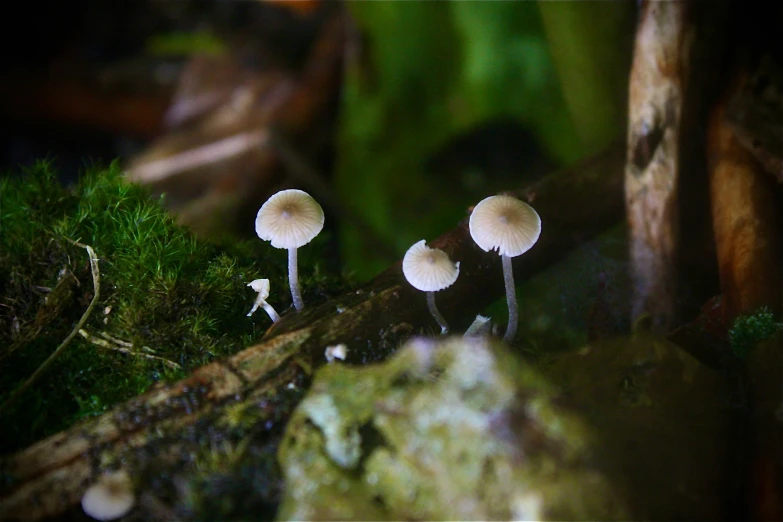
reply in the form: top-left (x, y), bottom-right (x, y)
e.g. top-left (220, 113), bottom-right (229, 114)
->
top-left (276, 336), bottom-right (628, 521)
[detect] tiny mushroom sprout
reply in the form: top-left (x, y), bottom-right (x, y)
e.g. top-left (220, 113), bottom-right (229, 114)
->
top-left (402, 240), bottom-right (460, 334)
top-left (255, 189), bottom-right (324, 311)
top-left (325, 343), bottom-right (348, 362)
top-left (81, 470), bottom-right (135, 521)
top-left (469, 194), bottom-right (541, 343)
top-left (247, 278), bottom-right (280, 322)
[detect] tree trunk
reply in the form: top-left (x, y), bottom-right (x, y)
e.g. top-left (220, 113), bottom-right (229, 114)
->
top-left (625, 1), bottom-right (728, 331)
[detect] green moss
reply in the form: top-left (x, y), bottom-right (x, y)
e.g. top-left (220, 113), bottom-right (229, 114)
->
top-left (0, 161), bottom-right (344, 453)
top-left (729, 307), bottom-right (782, 359)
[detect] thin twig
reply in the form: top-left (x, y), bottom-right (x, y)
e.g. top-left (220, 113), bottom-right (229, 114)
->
top-left (95, 330), bottom-right (157, 354)
top-left (0, 241), bottom-right (100, 414)
top-left (95, 330), bottom-right (134, 348)
top-left (78, 330), bottom-right (180, 370)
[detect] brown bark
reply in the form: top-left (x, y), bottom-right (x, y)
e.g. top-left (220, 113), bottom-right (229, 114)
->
top-left (708, 88), bottom-right (782, 322)
top-left (709, 69), bottom-right (783, 522)
top-left (0, 143), bottom-right (626, 521)
top-left (724, 56), bottom-right (783, 183)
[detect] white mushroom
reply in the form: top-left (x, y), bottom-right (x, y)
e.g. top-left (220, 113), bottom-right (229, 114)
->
top-left (81, 470), bottom-right (135, 521)
top-left (325, 343), bottom-right (348, 362)
top-left (464, 314), bottom-right (493, 338)
top-left (255, 189), bottom-right (324, 310)
top-left (469, 194), bottom-right (541, 342)
top-left (247, 279), bottom-right (280, 322)
top-left (402, 240), bottom-right (460, 334)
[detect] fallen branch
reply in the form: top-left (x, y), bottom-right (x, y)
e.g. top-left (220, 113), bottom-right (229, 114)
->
top-left (0, 143), bottom-right (625, 521)
top-left (78, 329), bottom-right (181, 370)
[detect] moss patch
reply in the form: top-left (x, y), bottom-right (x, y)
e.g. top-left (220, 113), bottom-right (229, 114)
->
top-left (729, 307), bottom-right (782, 359)
top-left (0, 161), bottom-right (344, 453)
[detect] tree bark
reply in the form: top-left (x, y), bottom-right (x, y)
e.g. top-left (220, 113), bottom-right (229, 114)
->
top-left (625, 1), bottom-right (728, 332)
top-left (709, 66), bottom-right (783, 522)
top-left (625, 1), bottom-right (689, 331)
top-left (0, 143), bottom-right (625, 521)
top-left (708, 79), bottom-right (782, 322)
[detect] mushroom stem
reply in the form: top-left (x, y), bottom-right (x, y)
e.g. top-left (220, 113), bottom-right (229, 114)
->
top-left (288, 247), bottom-right (304, 310)
top-left (502, 254), bottom-right (518, 342)
top-left (426, 291), bottom-right (449, 334)
top-left (262, 303), bottom-right (281, 322)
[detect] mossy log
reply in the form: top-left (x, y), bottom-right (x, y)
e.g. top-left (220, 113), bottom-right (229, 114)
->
top-left (0, 144), bottom-right (624, 521)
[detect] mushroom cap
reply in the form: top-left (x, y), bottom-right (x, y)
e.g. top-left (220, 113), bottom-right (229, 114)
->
top-left (81, 470), bottom-right (135, 521)
top-left (402, 240), bottom-right (460, 292)
top-left (325, 343), bottom-right (348, 362)
top-left (255, 189), bottom-right (324, 249)
top-left (248, 278), bottom-right (270, 299)
top-left (469, 194), bottom-right (541, 257)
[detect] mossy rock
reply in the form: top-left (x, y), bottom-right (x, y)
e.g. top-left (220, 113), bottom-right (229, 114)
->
top-left (277, 336), bottom-right (626, 521)
top-left (277, 333), bottom-right (730, 521)
top-left (0, 162), bottom-right (345, 454)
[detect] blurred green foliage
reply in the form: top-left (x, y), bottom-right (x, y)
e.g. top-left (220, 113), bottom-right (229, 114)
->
top-left (337, 1), bottom-right (634, 279)
top-left (146, 31), bottom-right (228, 57)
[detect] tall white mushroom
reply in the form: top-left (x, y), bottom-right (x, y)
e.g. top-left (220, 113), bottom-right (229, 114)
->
top-left (403, 240), bottom-right (460, 334)
top-left (255, 189), bottom-right (324, 310)
top-left (469, 194), bottom-right (541, 342)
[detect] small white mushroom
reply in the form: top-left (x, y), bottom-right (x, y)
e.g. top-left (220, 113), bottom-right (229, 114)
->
top-left (402, 240), bottom-right (460, 334)
top-left (469, 194), bottom-right (541, 343)
top-left (255, 189), bottom-right (324, 310)
top-left (81, 470), bottom-right (135, 521)
top-left (247, 279), bottom-right (280, 322)
top-left (464, 314), bottom-right (493, 338)
top-left (325, 343), bottom-right (348, 362)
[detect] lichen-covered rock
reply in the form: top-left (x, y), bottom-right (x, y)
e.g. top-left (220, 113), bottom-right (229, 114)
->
top-left (276, 336), bottom-right (631, 521)
top-left (278, 332), bottom-right (732, 521)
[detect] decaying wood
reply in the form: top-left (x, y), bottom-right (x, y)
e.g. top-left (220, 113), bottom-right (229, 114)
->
top-left (626, 1), bottom-right (732, 331)
top-left (625, 1), bottom-right (689, 331)
top-left (707, 82), bottom-right (782, 322)
top-left (0, 144), bottom-right (625, 521)
top-left (710, 89), bottom-right (782, 522)
top-left (711, 65), bottom-right (783, 522)
top-left (724, 56), bottom-right (783, 183)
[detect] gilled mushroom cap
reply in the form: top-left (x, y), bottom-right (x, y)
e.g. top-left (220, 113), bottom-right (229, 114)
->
top-left (248, 278), bottom-right (270, 298)
top-left (81, 470), bottom-right (135, 521)
top-left (402, 240), bottom-right (460, 292)
top-left (255, 189), bottom-right (324, 249)
top-left (469, 194), bottom-right (541, 257)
